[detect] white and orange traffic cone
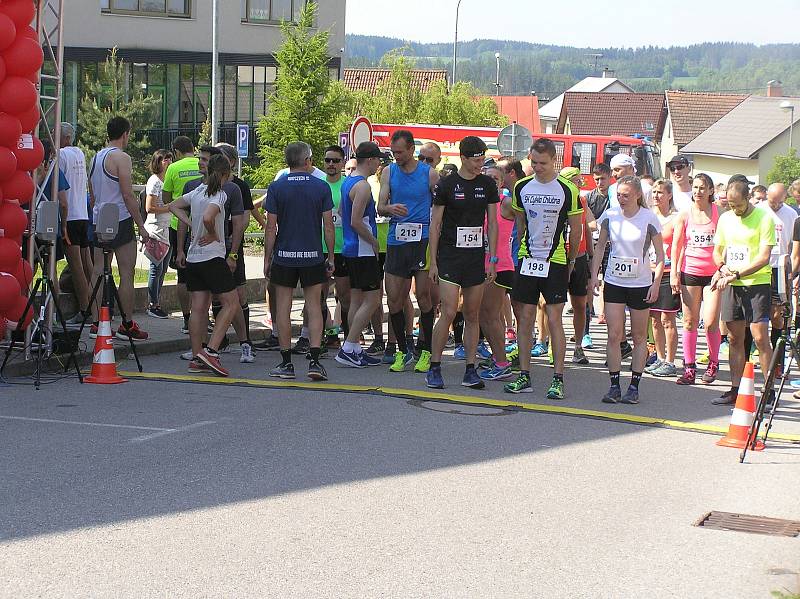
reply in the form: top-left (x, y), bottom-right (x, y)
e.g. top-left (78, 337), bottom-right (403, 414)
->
top-left (717, 362), bottom-right (764, 450)
top-left (85, 306), bottom-right (126, 385)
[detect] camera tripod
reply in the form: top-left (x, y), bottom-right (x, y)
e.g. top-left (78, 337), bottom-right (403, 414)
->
top-left (0, 240), bottom-right (83, 389)
top-left (66, 244), bottom-right (143, 374)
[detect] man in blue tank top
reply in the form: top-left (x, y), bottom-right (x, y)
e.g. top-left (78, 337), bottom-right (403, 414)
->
top-left (377, 130), bottom-right (440, 374)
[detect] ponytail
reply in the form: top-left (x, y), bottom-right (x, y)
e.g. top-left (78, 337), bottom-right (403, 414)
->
top-left (205, 154), bottom-right (231, 196)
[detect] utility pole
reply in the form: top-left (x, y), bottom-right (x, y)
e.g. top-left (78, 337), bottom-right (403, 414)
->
top-left (211, 0), bottom-right (219, 144)
top-left (494, 52), bottom-right (502, 95)
top-left (452, 0), bottom-right (463, 90)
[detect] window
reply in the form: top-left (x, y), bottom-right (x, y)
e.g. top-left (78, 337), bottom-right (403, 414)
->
top-left (242, 0), bottom-right (307, 23)
top-left (571, 142), bottom-right (597, 175)
top-left (101, 0), bottom-right (190, 17)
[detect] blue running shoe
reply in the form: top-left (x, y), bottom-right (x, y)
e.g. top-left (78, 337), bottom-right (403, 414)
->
top-left (335, 348), bottom-right (366, 368)
top-left (462, 367), bottom-right (485, 389)
top-left (581, 334), bottom-right (593, 349)
top-left (476, 341), bottom-right (492, 360)
top-left (359, 352), bottom-right (382, 367)
top-left (479, 364), bottom-right (513, 381)
top-left (453, 344), bottom-right (466, 360)
top-left (426, 365), bottom-right (444, 389)
top-left (531, 341), bottom-right (549, 357)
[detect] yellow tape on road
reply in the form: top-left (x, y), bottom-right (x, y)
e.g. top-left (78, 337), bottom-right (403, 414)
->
top-left (118, 371), bottom-right (800, 444)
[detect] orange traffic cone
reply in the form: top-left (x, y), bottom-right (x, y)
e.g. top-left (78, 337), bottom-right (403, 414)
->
top-left (717, 362), bottom-right (763, 450)
top-left (85, 307), bottom-right (126, 385)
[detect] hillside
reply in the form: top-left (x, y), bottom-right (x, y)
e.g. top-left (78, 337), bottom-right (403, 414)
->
top-left (344, 35), bottom-right (800, 99)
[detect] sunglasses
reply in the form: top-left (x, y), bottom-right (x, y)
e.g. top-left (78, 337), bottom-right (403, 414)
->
top-left (418, 155), bottom-right (436, 164)
top-left (324, 157), bottom-right (342, 163)
top-left (669, 164), bottom-right (687, 172)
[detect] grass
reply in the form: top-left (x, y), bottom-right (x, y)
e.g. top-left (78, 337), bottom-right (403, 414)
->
top-left (56, 262), bottom-right (176, 286)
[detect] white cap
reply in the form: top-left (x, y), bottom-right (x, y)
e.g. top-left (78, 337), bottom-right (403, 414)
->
top-left (609, 153), bottom-right (636, 171)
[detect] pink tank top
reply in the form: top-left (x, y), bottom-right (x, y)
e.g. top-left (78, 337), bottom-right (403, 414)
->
top-left (484, 190), bottom-right (515, 272)
top-left (681, 203), bottom-right (719, 277)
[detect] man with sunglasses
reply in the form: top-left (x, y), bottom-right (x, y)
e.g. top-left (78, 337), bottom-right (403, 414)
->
top-left (418, 142), bottom-right (442, 170)
top-left (667, 155), bottom-right (693, 212)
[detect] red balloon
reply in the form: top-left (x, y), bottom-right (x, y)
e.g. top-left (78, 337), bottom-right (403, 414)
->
top-left (11, 255), bottom-right (32, 290)
top-left (12, 134), bottom-right (41, 171)
top-left (3, 37), bottom-right (41, 77)
top-left (0, 57), bottom-right (7, 86)
top-left (0, 235), bottom-right (21, 270)
top-left (4, 169), bottom-right (32, 204)
top-left (0, 145), bottom-right (16, 180)
top-left (0, 112), bottom-right (21, 148)
top-left (0, 270), bottom-right (20, 312)
top-left (5, 292), bottom-right (33, 331)
top-left (17, 25), bottom-right (37, 41)
top-left (0, 198), bottom-right (25, 236)
top-left (0, 77), bottom-right (36, 115)
top-left (0, 315), bottom-right (6, 339)
top-left (16, 104), bottom-right (38, 133)
top-left (0, 1), bottom-right (36, 29)
top-left (0, 14), bottom-right (16, 53)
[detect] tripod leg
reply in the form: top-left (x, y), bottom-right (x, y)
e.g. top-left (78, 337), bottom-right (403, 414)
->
top-left (1, 278), bottom-right (42, 377)
top-left (46, 276), bottom-right (84, 383)
top-left (64, 273), bottom-right (103, 373)
top-left (741, 336), bottom-right (783, 462)
top-left (110, 279), bottom-right (143, 373)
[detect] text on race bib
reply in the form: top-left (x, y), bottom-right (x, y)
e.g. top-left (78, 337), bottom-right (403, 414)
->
top-left (456, 226), bottom-right (483, 248)
top-left (687, 228), bottom-right (714, 247)
top-left (609, 255), bottom-right (638, 278)
top-left (395, 222), bottom-right (422, 242)
top-left (727, 245), bottom-right (750, 270)
top-left (520, 257), bottom-right (550, 278)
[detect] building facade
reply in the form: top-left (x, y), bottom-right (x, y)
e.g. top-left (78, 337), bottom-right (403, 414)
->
top-left (61, 0), bottom-right (345, 152)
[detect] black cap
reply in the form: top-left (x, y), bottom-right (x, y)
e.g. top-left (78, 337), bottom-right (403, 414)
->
top-left (354, 141), bottom-right (383, 159)
top-left (666, 154), bottom-right (690, 168)
top-left (728, 174), bottom-right (755, 186)
top-left (459, 135), bottom-right (488, 158)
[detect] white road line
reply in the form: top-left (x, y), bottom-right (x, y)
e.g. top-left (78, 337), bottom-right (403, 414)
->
top-left (129, 420), bottom-right (216, 443)
top-left (0, 414), bottom-right (174, 432)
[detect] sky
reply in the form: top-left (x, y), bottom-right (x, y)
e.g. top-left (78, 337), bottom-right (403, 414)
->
top-left (345, 0), bottom-right (800, 48)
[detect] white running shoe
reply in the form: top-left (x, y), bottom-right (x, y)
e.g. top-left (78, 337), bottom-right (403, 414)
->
top-left (240, 342), bottom-right (255, 364)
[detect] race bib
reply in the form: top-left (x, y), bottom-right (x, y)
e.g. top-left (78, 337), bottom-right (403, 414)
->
top-left (395, 222), bottom-right (422, 243)
top-left (520, 257), bottom-right (550, 278)
top-left (331, 211), bottom-right (342, 228)
top-left (687, 228), bottom-right (714, 247)
top-left (456, 226), bottom-right (483, 248)
top-left (609, 255), bottom-right (638, 278)
top-left (727, 245), bottom-right (750, 270)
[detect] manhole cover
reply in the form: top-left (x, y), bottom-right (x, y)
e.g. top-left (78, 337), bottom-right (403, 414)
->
top-left (409, 399), bottom-right (512, 417)
top-left (694, 511), bottom-right (800, 537)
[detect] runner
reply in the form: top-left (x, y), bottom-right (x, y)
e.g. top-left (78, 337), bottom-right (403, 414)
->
top-left (322, 145), bottom-right (350, 352)
top-left (585, 162), bottom-right (612, 338)
top-left (590, 176), bottom-right (664, 404)
top-left (503, 138), bottom-right (583, 397)
top-left (344, 158), bottom-right (357, 176)
top-left (334, 141), bottom-right (383, 368)
top-left (425, 136), bottom-right (499, 389)
top-left (264, 142), bottom-right (334, 382)
top-left (646, 179), bottom-right (680, 377)
top-left (143, 149), bottom-right (173, 319)
top-left (377, 130), bottom-right (439, 374)
top-left (666, 155), bottom-right (693, 211)
top-left (609, 153), bottom-right (652, 209)
top-left (670, 173), bottom-right (721, 385)
top-left (168, 155), bottom-right (239, 377)
top-left (711, 178), bottom-right (775, 405)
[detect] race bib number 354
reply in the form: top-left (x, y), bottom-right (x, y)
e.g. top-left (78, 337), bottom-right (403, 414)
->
top-left (395, 222), bottom-right (422, 243)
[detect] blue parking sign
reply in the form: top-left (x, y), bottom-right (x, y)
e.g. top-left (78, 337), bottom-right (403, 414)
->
top-left (237, 124), bottom-right (249, 159)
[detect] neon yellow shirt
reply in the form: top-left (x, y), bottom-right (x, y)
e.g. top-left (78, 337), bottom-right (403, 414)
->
top-left (715, 205), bottom-right (776, 286)
top-left (163, 156), bottom-right (201, 230)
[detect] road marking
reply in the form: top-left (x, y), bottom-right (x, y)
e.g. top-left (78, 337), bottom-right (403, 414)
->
top-left (118, 371), bottom-right (800, 444)
top-left (129, 420), bottom-right (216, 443)
top-left (0, 414), bottom-right (172, 432)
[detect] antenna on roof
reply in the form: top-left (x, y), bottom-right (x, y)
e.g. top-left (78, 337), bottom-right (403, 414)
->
top-left (586, 53), bottom-right (603, 75)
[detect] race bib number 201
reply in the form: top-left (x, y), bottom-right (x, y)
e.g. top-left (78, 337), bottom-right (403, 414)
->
top-left (609, 255), bottom-right (638, 278)
top-left (395, 222), bottom-right (422, 243)
top-left (520, 257), bottom-right (550, 278)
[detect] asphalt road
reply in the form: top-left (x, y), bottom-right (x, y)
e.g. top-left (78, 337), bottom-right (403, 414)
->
top-left (1, 347), bottom-right (799, 598)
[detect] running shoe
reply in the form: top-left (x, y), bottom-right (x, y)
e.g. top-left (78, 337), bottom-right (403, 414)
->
top-left (382, 347), bottom-right (396, 364)
top-left (651, 361), bottom-right (677, 377)
top-left (365, 339), bottom-right (385, 356)
top-left (146, 305), bottom-right (168, 319)
top-left (644, 358), bottom-right (663, 374)
top-left (65, 311), bottom-right (87, 327)
top-left (701, 361), bottom-right (719, 384)
top-left (218, 335), bottom-right (231, 354)
top-left (646, 352), bottom-right (658, 367)
top-left (504, 372), bottom-right (532, 394)
top-left (308, 360), bottom-right (328, 381)
top-left (325, 336), bottom-right (341, 351)
top-left (359, 352), bottom-right (382, 367)
top-left (507, 345), bottom-right (521, 371)
top-left (676, 366), bottom-right (696, 385)
top-left (620, 342), bottom-right (633, 360)
top-left (572, 346), bottom-right (589, 365)
top-left (240, 342), bottom-right (255, 364)
top-left (269, 362), bottom-right (295, 379)
top-left (414, 349), bottom-right (432, 373)
top-left (115, 321), bottom-right (148, 342)
top-left (196, 349), bottom-right (229, 377)
top-left (180, 349), bottom-right (194, 361)
top-left (479, 364), bottom-right (513, 381)
top-left (602, 385), bottom-right (622, 404)
top-left (187, 357), bottom-right (211, 374)
top-left (462, 367), bottom-right (485, 389)
top-left (335, 348), bottom-right (365, 368)
top-left (426, 365), bottom-right (444, 389)
top-left (476, 341), bottom-right (492, 360)
top-left (445, 333), bottom-right (455, 349)
top-left (696, 351), bottom-right (710, 365)
top-left (546, 377), bottom-right (564, 400)
top-left (453, 344), bottom-right (466, 360)
top-left (581, 334), bottom-right (593, 349)
top-left (620, 386), bottom-right (640, 404)
top-left (531, 341), bottom-right (549, 357)
top-left (505, 327), bottom-right (517, 343)
top-left (253, 335), bottom-right (280, 350)
top-left (291, 337), bottom-right (310, 355)
top-left (389, 350), bottom-right (415, 373)
top-left (712, 389), bottom-right (737, 405)
top-left (477, 357), bottom-right (495, 370)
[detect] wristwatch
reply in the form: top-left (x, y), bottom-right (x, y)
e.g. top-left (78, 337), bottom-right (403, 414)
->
top-left (732, 270), bottom-right (741, 280)
top-left (228, 252), bottom-right (238, 260)
top-left (488, 256), bottom-right (499, 264)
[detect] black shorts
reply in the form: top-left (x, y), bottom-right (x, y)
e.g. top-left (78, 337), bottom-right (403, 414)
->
top-left (270, 261), bottom-right (327, 289)
top-left (108, 217), bottom-right (135, 249)
top-left (494, 270), bottom-right (514, 290)
top-left (333, 253), bottom-right (349, 278)
top-left (185, 257), bottom-right (236, 295)
top-left (680, 272), bottom-right (714, 288)
top-left (437, 246), bottom-right (486, 289)
top-left (603, 281), bottom-right (651, 311)
top-left (379, 252), bottom-right (386, 270)
top-left (650, 272), bottom-right (680, 312)
top-left (66, 219), bottom-right (90, 248)
top-left (384, 240), bottom-right (429, 278)
top-left (346, 255), bottom-right (382, 291)
top-left (233, 251), bottom-right (246, 287)
top-left (511, 261), bottom-right (568, 305)
top-left (568, 254), bottom-right (589, 297)
top-left (721, 284), bottom-right (771, 324)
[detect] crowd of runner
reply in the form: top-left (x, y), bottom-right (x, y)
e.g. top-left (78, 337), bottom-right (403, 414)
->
top-left (48, 117), bottom-right (800, 406)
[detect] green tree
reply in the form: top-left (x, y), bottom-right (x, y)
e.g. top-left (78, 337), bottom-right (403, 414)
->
top-left (77, 47), bottom-right (159, 183)
top-left (250, 2), bottom-right (347, 186)
top-left (766, 148), bottom-right (800, 187)
top-left (417, 81), bottom-right (507, 127)
top-left (197, 115), bottom-right (212, 148)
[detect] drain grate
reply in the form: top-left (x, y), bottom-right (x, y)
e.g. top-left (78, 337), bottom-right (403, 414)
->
top-left (694, 511), bottom-right (800, 537)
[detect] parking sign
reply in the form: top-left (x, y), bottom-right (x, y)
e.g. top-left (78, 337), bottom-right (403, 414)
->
top-left (237, 124), bottom-right (249, 159)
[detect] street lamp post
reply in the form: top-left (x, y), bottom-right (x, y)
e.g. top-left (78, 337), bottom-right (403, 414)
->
top-left (494, 52), bottom-right (501, 95)
top-left (780, 100), bottom-right (795, 150)
top-left (452, 0), bottom-right (463, 89)
top-left (211, 0), bottom-right (219, 144)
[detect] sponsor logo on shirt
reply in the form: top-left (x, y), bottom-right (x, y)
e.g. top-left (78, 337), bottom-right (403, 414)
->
top-left (523, 193), bottom-right (562, 205)
top-left (277, 250), bottom-right (320, 259)
top-left (454, 184), bottom-right (465, 201)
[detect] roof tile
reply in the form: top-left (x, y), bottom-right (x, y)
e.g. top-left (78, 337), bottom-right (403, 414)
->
top-left (557, 92), bottom-right (667, 138)
top-left (666, 91), bottom-right (748, 146)
top-left (342, 68), bottom-right (448, 94)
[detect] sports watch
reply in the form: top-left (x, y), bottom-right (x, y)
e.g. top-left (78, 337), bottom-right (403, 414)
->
top-left (488, 256), bottom-right (499, 264)
top-left (228, 252), bottom-right (238, 260)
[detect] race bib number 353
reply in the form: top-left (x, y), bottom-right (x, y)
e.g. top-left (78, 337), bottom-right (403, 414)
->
top-left (520, 257), bottom-right (550, 277)
top-left (727, 245), bottom-right (750, 269)
top-left (395, 222), bottom-right (422, 243)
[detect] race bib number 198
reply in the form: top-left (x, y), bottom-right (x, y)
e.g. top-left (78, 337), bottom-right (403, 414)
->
top-left (520, 257), bottom-right (550, 277)
top-left (395, 222), bottom-right (422, 242)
